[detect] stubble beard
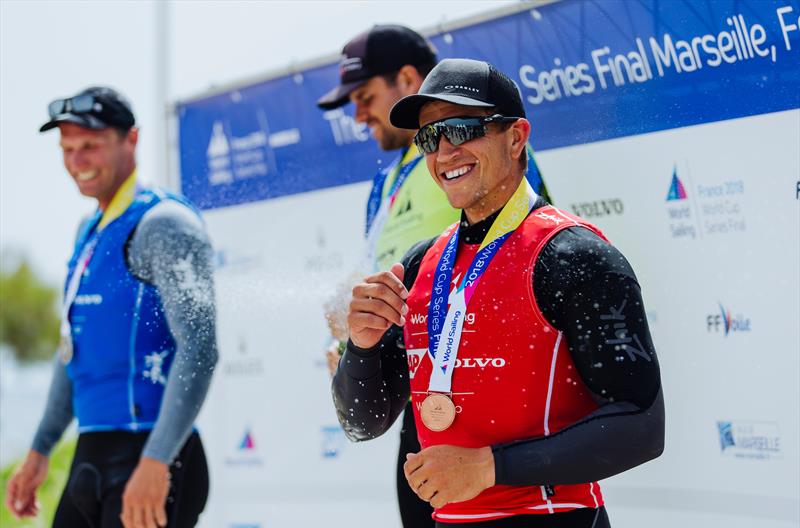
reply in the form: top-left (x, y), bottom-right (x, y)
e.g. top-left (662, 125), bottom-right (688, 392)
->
top-left (378, 126), bottom-right (412, 151)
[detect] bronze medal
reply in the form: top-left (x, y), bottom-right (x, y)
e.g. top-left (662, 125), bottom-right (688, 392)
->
top-left (420, 393), bottom-right (456, 432)
top-left (59, 333), bottom-right (73, 365)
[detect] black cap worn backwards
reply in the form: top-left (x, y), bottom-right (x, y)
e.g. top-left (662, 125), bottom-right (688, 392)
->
top-left (39, 86), bottom-right (136, 133)
top-left (316, 24), bottom-right (437, 110)
top-left (390, 58), bottom-right (526, 129)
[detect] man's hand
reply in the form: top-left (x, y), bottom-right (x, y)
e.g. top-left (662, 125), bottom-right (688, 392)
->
top-left (348, 263), bottom-right (408, 349)
top-left (404, 445), bottom-right (495, 509)
top-left (5, 450), bottom-right (48, 519)
top-left (120, 457), bottom-right (170, 528)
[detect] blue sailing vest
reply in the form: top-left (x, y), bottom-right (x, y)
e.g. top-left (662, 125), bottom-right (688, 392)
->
top-left (65, 189), bottom-right (191, 433)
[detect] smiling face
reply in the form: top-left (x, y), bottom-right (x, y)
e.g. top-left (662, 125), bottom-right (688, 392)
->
top-left (58, 123), bottom-right (137, 209)
top-left (349, 66), bottom-right (421, 151)
top-left (417, 100), bottom-right (530, 223)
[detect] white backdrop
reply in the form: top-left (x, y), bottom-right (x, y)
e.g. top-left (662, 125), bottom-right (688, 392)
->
top-left (179, 2), bottom-right (800, 526)
top-left (194, 108), bottom-right (799, 528)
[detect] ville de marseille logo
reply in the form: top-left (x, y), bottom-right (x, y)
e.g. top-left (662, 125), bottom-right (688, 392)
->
top-left (666, 167), bottom-right (688, 201)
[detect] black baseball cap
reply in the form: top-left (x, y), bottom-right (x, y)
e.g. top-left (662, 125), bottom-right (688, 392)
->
top-left (390, 58), bottom-right (526, 129)
top-left (39, 86), bottom-right (136, 133)
top-left (316, 24), bottom-right (437, 110)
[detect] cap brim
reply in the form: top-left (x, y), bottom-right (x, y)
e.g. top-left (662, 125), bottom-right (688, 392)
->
top-left (389, 93), bottom-right (494, 129)
top-left (39, 113), bottom-right (107, 133)
top-left (316, 78), bottom-right (369, 110)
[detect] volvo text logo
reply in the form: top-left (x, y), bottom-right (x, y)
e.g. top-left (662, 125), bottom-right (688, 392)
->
top-left (455, 357), bottom-right (506, 368)
top-left (570, 199), bottom-right (624, 218)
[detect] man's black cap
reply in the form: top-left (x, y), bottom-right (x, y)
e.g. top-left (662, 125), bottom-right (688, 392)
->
top-left (390, 58), bottom-right (526, 129)
top-left (316, 24), bottom-right (437, 110)
top-left (39, 86), bottom-right (136, 133)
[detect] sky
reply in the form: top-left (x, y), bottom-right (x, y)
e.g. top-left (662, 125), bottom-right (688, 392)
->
top-left (0, 0), bottom-right (517, 284)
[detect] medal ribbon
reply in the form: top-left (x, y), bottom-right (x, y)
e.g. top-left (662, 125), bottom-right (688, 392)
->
top-left (59, 182), bottom-right (143, 356)
top-left (426, 178), bottom-right (537, 393)
top-left (60, 233), bottom-right (100, 345)
top-left (365, 159), bottom-right (395, 234)
top-left (363, 152), bottom-right (423, 271)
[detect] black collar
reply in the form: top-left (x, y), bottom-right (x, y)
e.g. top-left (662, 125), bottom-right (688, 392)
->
top-left (458, 195), bottom-right (549, 245)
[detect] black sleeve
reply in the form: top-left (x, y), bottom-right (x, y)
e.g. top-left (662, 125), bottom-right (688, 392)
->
top-left (331, 238), bottom-right (435, 442)
top-left (492, 227), bottom-right (665, 486)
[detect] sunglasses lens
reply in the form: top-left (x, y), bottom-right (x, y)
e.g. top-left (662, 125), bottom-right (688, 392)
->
top-left (414, 125), bottom-right (440, 154)
top-left (48, 99), bottom-right (66, 118)
top-left (444, 123), bottom-right (483, 146)
top-left (415, 117), bottom-right (491, 154)
top-left (70, 94), bottom-right (96, 113)
top-left (48, 95), bottom-right (97, 119)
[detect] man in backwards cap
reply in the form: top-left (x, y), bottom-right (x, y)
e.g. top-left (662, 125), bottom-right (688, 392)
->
top-left (5, 87), bottom-right (217, 528)
top-left (318, 24), bottom-right (458, 528)
top-left (332, 59), bottom-right (665, 527)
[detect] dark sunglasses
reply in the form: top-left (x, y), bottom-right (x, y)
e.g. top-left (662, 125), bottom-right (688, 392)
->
top-left (47, 94), bottom-right (102, 118)
top-left (413, 114), bottom-right (520, 154)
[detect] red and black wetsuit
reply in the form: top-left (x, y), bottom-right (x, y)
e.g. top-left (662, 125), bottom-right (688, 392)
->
top-left (332, 197), bottom-right (664, 527)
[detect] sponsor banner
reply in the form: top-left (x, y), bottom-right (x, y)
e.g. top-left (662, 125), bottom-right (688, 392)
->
top-left (569, 198), bottom-right (624, 219)
top-left (221, 337), bottom-right (266, 378)
top-left (224, 427), bottom-right (264, 468)
top-left (184, 2), bottom-right (800, 527)
top-left (706, 303), bottom-right (752, 336)
top-left (665, 165), bottom-right (747, 239)
top-left (320, 425), bottom-right (347, 459)
top-left (177, 0), bottom-right (800, 210)
top-left (717, 420), bottom-right (782, 460)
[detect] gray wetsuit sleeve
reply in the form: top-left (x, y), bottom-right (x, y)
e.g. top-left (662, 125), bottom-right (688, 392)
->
top-left (127, 200), bottom-right (219, 464)
top-left (30, 359), bottom-right (74, 456)
top-left (29, 215), bottom-right (97, 456)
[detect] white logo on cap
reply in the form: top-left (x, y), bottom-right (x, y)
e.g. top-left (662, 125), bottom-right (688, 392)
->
top-left (340, 56), bottom-right (363, 73)
top-left (445, 85), bottom-right (480, 93)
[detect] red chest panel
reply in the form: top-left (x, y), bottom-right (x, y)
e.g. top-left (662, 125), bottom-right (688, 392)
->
top-left (403, 207), bottom-right (607, 521)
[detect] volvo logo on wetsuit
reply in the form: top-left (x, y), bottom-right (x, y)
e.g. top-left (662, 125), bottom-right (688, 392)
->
top-left (454, 357), bottom-right (506, 368)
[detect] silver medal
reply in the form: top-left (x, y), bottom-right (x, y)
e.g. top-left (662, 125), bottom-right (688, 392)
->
top-left (59, 332), bottom-right (73, 364)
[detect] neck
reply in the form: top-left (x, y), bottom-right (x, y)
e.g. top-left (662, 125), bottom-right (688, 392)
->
top-left (401, 131), bottom-right (415, 150)
top-left (98, 189), bottom-right (121, 212)
top-left (464, 172), bottom-right (524, 224)
top-left (98, 164), bottom-right (136, 211)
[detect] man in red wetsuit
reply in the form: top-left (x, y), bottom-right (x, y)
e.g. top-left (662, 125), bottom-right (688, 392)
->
top-left (332, 59), bottom-right (664, 527)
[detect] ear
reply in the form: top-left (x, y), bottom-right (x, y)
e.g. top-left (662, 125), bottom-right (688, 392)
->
top-left (125, 127), bottom-right (139, 150)
top-left (508, 119), bottom-right (531, 163)
top-left (396, 65), bottom-right (424, 97)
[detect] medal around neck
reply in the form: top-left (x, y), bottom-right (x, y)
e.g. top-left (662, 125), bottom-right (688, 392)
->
top-left (422, 179), bottom-right (537, 432)
top-left (60, 235), bottom-right (99, 367)
top-left (420, 392), bottom-right (456, 432)
top-left (59, 331), bottom-right (73, 365)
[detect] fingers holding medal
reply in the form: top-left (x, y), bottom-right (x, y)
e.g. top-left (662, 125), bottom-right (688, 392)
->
top-left (348, 263), bottom-right (408, 349)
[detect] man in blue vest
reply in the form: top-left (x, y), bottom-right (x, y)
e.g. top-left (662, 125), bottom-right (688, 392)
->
top-left (4, 87), bottom-right (218, 528)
